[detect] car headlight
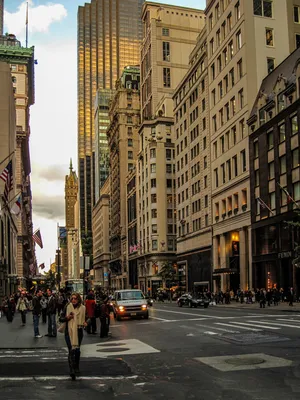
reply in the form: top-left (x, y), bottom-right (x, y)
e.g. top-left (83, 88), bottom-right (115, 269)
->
top-left (142, 304), bottom-right (147, 309)
top-left (119, 306), bottom-right (124, 312)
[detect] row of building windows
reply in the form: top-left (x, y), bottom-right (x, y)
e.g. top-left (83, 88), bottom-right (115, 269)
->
top-left (211, 59), bottom-right (243, 104)
top-left (214, 150), bottom-right (246, 189)
top-left (178, 214), bottom-right (209, 237)
top-left (212, 93), bottom-right (245, 133)
top-left (213, 120), bottom-right (245, 159)
top-left (215, 189), bottom-right (247, 218)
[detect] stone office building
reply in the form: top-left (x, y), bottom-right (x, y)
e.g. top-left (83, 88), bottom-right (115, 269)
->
top-left (248, 47), bottom-right (300, 291)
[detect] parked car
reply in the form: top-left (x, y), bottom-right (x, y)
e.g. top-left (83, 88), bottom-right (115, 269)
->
top-left (177, 293), bottom-right (210, 308)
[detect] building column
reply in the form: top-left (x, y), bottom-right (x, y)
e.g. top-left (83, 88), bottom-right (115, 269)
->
top-left (220, 234), bottom-right (226, 292)
top-left (213, 235), bottom-right (219, 292)
top-left (239, 228), bottom-right (246, 291)
top-left (248, 226), bottom-right (253, 290)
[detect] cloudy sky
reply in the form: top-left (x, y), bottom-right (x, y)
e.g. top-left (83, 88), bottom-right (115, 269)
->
top-left (4, 0), bottom-right (206, 271)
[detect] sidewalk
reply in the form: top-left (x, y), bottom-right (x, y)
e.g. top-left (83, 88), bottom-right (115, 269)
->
top-left (0, 312), bottom-right (107, 349)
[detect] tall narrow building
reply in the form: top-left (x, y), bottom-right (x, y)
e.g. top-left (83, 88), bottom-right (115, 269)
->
top-left (137, 3), bottom-right (205, 294)
top-left (64, 160), bottom-right (80, 279)
top-left (0, 34), bottom-right (35, 288)
top-left (77, 0), bottom-right (143, 246)
top-left (206, 0), bottom-right (300, 293)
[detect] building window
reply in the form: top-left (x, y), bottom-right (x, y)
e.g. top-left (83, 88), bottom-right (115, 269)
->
top-left (293, 182), bottom-right (300, 201)
top-left (162, 27), bottom-right (169, 36)
top-left (268, 161), bottom-right (275, 180)
top-left (166, 149), bottom-right (172, 160)
top-left (214, 168), bottom-right (219, 188)
top-left (151, 209), bottom-right (157, 218)
top-left (253, 0), bottom-right (273, 18)
top-left (230, 68), bottom-right (235, 86)
top-left (166, 164), bottom-right (172, 173)
top-left (292, 148), bottom-right (299, 168)
top-left (163, 42), bottom-right (170, 61)
top-left (150, 148), bottom-right (156, 158)
top-left (296, 34), bottom-right (300, 49)
top-left (235, 1), bottom-right (241, 20)
top-left (233, 155), bottom-right (238, 177)
top-left (150, 164), bottom-right (156, 173)
top-left (211, 63), bottom-right (215, 80)
top-left (291, 114), bottom-right (298, 135)
top-left (151, 194), bottom-right (157, 203)
top-left (221, 163), bottom-right (226, 184)
top-left (267, 58), bottom-right (275, 74)
top-left (151, 179), bottom-right (156, 188)
top-left (280, 155), bottom-right (286, 175)
top-left (294, 6), bottom-right (300, 23)
top-left (279, 123), bottom-right (285, 142)
top-left (163, 68), bottom-right (171, 87)
top-left (152, 240), bottom-right (158, 250)
top-left (210, 38), bottom-right (215, 55)
top-left (236, 30), bottom-right (242, 50)
top-left (152, 224), bottom-right (157, 233)
top-left (203, 136), bottom-right (207, 150)
top-left (254, 140), bottom-right (259, 158)
top-left (232, 126), bottom-right (237, 144)
top-left (240, 119), bottom-right (245, 138)
top-left (227, 159), bottom-right (232, 181)
top-left (241, 150), bottom-right (246, 172)
top-left (128, 138), bottom-right (133, 147)
top-left (237, 58), bottom-right (243, 78)
top-left (167, 239), bottom-right (174, 251)
top-left (127, 116), bottom-right (133, 123)
top-left (128, 151), bottom-right (133, 159)
top-left (128, 163), bottom-right (134, 171)
top-left (238, 89), bottom-right (244, 109)
top-left (267, 130), bottom-right (274, 150)
top-left (270, 192), bottom-right (276, 210)
top-left (266, 28), bottom-right (274, 46)
top-left (281, 187), bottom-right (288, 206)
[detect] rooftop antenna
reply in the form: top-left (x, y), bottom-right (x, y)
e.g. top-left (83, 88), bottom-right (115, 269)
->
top-left (25, 2), bottom-right (28, 48)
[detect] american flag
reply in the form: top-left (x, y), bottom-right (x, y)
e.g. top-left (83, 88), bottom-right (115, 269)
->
top-left (32, 229), bottom-right (43, 249)
top-left (39, 263), bottom-right (45, 270)
top-left (0, 160), bottom-right (13, 203)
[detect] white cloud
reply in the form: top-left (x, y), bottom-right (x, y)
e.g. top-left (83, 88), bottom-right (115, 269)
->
top-left (4, 0), bottom-right (67, 37)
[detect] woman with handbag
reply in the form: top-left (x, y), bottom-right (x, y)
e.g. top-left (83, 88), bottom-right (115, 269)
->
top-left (59, 292), bottom-right (87, 381)
top-left (16, 292), bottom-right (29, 326)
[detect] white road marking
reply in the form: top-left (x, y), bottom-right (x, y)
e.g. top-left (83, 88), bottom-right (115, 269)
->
top-left (234, 321), bottom-right (280, 330)
top-left (186, 333), bottom-right (195, 337)
top-left (152, 309), bottom-right (229, 319)
top-left (0, 375), bottom-right (139, 382)
top-left (214, 322), bottom-right (262, 332)
top-left (81, 339), bottom-right (160, 358)
top-left (204, 331), bottom-right (218, 335)
top-left (196, 324), bottom-right (238, 333)
top-left (149, 316), bottom-right (176, 322)
top-left (277, 319), bottom-right (300, 323)
top-left (248, 320), bottom-right (300, 329)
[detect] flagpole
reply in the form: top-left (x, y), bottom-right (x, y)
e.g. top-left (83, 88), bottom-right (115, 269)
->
top-left (0, 150), bottom-right (15, 168)
top-left (277, 182), bottom-right (300, 209)
top-left (25, 2), bottom-right (29, 48)
top-left (0, 191), bottom-right (22, 212)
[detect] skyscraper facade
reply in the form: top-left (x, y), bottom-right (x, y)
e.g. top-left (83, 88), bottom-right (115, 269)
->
top-left (77, 0), bottom-right (143, 239)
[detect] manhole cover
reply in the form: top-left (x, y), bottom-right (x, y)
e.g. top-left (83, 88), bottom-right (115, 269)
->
top-left (96, 347), bottom-right (130, 353)
top-left (225, 357), bottom-right (265, 366)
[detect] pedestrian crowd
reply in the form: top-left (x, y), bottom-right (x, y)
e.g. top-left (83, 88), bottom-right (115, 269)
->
top-left (1, 288), bottom-right (112, 381)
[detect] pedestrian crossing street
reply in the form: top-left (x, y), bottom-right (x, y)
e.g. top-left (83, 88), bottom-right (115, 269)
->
top-left (177, 315), bottom-right (300, 337)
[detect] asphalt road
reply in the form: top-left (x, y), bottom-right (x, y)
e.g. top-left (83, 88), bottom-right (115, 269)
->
top-left (2, 303), bottom-right (300, 399)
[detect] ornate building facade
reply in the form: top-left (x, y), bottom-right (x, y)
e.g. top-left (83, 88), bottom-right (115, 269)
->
top-left (0, 34), bottom-right (35, 288)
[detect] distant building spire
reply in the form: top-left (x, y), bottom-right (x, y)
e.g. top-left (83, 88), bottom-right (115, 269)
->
top-left (69, 158), bottom-right (73, 172)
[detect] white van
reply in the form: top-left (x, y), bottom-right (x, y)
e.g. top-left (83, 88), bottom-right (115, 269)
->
top-left (112, 289), bottom-right (149, 321)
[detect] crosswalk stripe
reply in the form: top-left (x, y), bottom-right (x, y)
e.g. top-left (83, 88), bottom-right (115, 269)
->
top-left (214, 322), bottom-right (262, 332)
top-left (277, 319), bottom-right (300, 323)
top-left (248, 320), bottom-right (300, 329)
top-left (196, 324), bottom-right (238, 333)
top-left (234, 321), bottom-right (280, 330)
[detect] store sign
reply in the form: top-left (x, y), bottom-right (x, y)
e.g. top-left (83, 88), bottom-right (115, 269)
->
top-left (278, 251), bottom-right (292, 259)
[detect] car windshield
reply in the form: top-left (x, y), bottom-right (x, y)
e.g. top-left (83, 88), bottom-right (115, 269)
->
top-left (117, 291), bottom-right (144, 300)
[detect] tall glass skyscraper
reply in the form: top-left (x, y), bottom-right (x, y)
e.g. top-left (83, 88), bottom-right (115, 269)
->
top-left (77, 0), bottom-right (143, 236)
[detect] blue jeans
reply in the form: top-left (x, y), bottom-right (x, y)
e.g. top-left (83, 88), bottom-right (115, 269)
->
top-left (33, 314), bottom-right (40, 336)
top-left (48, 313), bottom-right (57, 336)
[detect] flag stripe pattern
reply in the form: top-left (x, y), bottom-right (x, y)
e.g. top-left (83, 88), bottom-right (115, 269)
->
top-left (0, 160), bottom-right (13, 202)
top-left (33, 229), bottom-right (43, 249)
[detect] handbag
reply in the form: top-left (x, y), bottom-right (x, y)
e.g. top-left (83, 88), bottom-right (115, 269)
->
top-left (57, 322), bottom-right (66, 334)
